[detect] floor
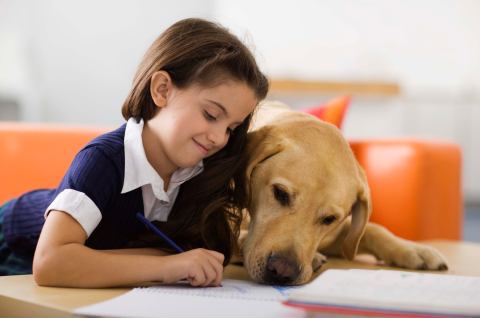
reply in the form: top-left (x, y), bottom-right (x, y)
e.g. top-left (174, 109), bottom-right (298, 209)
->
top-left (463, 205), bottom-right (480, 243)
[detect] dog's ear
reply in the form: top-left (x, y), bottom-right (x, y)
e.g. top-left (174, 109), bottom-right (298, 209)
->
top-left (245, 126), bottom-right (284, 181)
top-left (342, 161), bottom-right (372, 261)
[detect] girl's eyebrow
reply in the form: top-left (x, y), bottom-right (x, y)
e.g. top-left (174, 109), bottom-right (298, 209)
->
top-left (206, 99), bottom-right (244, 125)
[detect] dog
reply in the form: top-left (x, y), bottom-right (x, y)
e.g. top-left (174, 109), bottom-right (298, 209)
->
top-left (231, 101), bottom-right (448, 286)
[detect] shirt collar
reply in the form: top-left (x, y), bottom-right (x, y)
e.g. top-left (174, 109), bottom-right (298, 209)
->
top-left (121, 117), bottom-right (204, 201)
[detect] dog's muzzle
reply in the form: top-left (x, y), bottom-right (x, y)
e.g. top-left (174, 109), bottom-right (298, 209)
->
top-left (263, 252), bottom-right (300, 285)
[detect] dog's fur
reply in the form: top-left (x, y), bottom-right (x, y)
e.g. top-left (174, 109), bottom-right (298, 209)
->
top-left (231, 101), bottom-right (448, 286)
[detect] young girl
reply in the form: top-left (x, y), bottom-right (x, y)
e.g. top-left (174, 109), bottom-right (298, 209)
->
top-left (0, 18), bottom-right (269, 288)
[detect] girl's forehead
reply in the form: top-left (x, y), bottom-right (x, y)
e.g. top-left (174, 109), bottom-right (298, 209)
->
top-left (196, 82), bottom-right (257, 114)
top-left (200, 81), bottom-right (253, 97)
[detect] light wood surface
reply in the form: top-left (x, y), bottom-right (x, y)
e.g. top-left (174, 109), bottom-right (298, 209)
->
top-left (0, 240), bottom-right (478, 318)
top-left (270, 79), bottom-right (400, 95)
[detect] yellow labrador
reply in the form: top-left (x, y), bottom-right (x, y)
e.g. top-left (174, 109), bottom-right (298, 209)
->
top-left (232, 101), bottom-right (448, 285)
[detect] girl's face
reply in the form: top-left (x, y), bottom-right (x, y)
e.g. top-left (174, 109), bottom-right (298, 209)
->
top-left (146, 71), bottom-right (257, 170)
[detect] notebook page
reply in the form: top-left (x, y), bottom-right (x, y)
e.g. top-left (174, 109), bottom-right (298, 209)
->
top-left (288, 269), bottom-right (480, 316)
top-left (137, 279), bottom-right (302, 301)
top-left (73, 279), bottom-right (307, 318)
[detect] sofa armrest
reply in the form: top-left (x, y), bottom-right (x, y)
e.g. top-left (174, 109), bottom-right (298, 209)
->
top-left (348, 139), bottom-right (463, 241)
top-left (0, 122), bottom-right (112, 205)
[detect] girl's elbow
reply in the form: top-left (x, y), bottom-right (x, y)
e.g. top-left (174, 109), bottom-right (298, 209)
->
top-left (32, 250), bottom-right (58, 286)
top-left (33, 256), bottom-right (50, 286)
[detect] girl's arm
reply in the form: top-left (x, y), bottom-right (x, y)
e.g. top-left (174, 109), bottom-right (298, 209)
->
top-left (33, 210), bottom-right (224, 288)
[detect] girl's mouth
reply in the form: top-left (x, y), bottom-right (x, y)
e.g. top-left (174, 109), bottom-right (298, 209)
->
top-left (193, 139), bottom-right (208, 155)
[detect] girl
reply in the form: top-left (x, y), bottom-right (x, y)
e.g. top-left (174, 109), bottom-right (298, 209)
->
top-left (0, 18), bottom-right (269, 288)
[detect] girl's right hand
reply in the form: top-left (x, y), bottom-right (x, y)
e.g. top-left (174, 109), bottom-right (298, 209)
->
top-left (160, 248), bottom-right (224, 287)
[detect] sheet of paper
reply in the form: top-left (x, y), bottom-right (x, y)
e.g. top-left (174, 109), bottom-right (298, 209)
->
top-left (299, 270), bottom-right (480, 305)
top-left (142, 279), bottom-right (302, 300)
top-left (288, 269), bottom-right (480, 316)
top-left (73, 279), bottom-right (306, 318)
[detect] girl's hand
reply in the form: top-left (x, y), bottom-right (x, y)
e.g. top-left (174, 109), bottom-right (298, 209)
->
top-left (160, 248), bottom-right (224, 287)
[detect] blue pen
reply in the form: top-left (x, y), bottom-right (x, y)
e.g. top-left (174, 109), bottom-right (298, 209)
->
top-left (136, 212), bottom-right (184, 253)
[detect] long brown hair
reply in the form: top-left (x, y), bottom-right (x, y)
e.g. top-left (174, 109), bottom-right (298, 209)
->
top-left (123, 18), bottom-right (269, 265)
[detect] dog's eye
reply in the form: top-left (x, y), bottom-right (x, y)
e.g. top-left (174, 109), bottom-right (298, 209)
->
top-left (273, 186), bottom-right (289, 206)
top-left (322, 216), bottom-right (337, 225)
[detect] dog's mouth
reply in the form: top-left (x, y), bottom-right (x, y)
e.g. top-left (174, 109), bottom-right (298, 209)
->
top-left (244, 251), bottom-right (308, 286)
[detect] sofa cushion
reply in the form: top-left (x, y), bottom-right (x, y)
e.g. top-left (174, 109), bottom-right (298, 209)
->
top-left (299, 95), bottom-right (350, 130)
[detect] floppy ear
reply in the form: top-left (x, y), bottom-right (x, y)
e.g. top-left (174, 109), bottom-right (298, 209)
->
top-left (342, 161), bottom-right (372, 261)
top-left (245, 126), bottom-right (284, 181)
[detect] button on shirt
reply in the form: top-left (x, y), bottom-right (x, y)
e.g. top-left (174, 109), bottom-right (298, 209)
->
top-left (45, 117), bottom-right (204, 237)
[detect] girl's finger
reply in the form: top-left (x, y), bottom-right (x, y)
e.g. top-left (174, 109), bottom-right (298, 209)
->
top-left (189, 265), bottom-right (206, 287)
top-left (207, 255), bottom-right (224, 286)
top-left (206, 250), bottom-right (225, 264)
top-left (199, 262), bottom-right (216, 287)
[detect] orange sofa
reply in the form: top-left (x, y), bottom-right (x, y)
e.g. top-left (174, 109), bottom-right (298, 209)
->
top-left (0, 122), bottom-right (462, 241)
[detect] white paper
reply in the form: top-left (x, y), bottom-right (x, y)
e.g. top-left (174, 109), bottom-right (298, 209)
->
top-left (73, 279), bottom-right (307, 318)
top-left (288, 269), bottom-right (480, 316)
top-left (139, 279), bottom-right (302, 300)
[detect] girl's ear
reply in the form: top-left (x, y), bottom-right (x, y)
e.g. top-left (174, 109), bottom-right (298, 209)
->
top-left (150, 71), bottom-right (172, 108)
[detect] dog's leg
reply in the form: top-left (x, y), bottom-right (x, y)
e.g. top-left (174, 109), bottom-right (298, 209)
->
top-left (358, 222), bottom-right (448, 270)
top-left (319, 219), bottom-right (448, 270)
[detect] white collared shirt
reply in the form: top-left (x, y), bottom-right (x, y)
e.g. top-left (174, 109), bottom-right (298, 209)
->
top-left (45, 117), bottom-right (204, 237)
top-left (121, 117), bottom-right (204, 222)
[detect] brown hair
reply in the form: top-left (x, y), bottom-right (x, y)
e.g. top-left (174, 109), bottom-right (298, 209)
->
top-left (123, 18), bottom-right (269, 265)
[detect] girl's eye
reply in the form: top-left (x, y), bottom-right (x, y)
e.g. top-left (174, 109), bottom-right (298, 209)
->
top-left (204, 109), bottom-right (235, 135)
top-left (203, 110), bottom-right (217, 121)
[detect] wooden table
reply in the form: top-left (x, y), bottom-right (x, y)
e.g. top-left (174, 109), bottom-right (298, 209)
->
top-left (0, 240), bottom-right (478, 318)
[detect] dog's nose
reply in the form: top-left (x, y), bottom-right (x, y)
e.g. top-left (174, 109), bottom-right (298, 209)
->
top-left (264, 253), bottom-right (300, 285)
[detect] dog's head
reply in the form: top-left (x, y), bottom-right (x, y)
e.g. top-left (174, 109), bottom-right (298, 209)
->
top-left (242, 113), bottom-right (371, 285)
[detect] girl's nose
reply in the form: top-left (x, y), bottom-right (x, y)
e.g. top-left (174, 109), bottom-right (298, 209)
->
top-left (207, 126), bottom-right (228, 147)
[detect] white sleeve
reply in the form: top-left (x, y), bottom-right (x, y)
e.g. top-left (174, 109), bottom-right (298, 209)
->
top-left (45, 189), bottom-right (102, 238)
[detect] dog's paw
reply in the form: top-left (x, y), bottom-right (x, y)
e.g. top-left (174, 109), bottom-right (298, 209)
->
top-left (312, 252), bottom-right (328, 272)
top-left (384, 242), bottom-right (448, 271)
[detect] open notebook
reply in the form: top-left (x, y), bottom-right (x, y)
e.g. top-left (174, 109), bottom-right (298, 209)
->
top-left (73, 270), bottom-right (480, 318)
top-left (284, 269), bottom-right (480, 318)
top-left (73, 279), bottom-right (307, 318)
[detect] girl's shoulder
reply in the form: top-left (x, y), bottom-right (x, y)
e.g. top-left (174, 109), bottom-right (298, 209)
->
top-left (65, 123), bottom-right (127, 185)
top-left (82, 123), bottom-right (127, 157)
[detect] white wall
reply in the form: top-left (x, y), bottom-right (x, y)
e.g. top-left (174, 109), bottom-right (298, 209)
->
top-left (214, 0), bottom-right (480, 94)
top-left (0, 0), bottom-right (216, 124)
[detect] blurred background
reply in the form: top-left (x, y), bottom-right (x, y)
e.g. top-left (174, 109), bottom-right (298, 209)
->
top-left (0, 0), bottom-right (478, 240)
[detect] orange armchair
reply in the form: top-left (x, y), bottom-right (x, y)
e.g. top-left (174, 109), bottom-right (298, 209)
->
top-left (0, 122), bottom-right (463, 241)
top-left (0, 122), bottom-right (112, 206)
top-left (350, 139), bottom-right (462, 241)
